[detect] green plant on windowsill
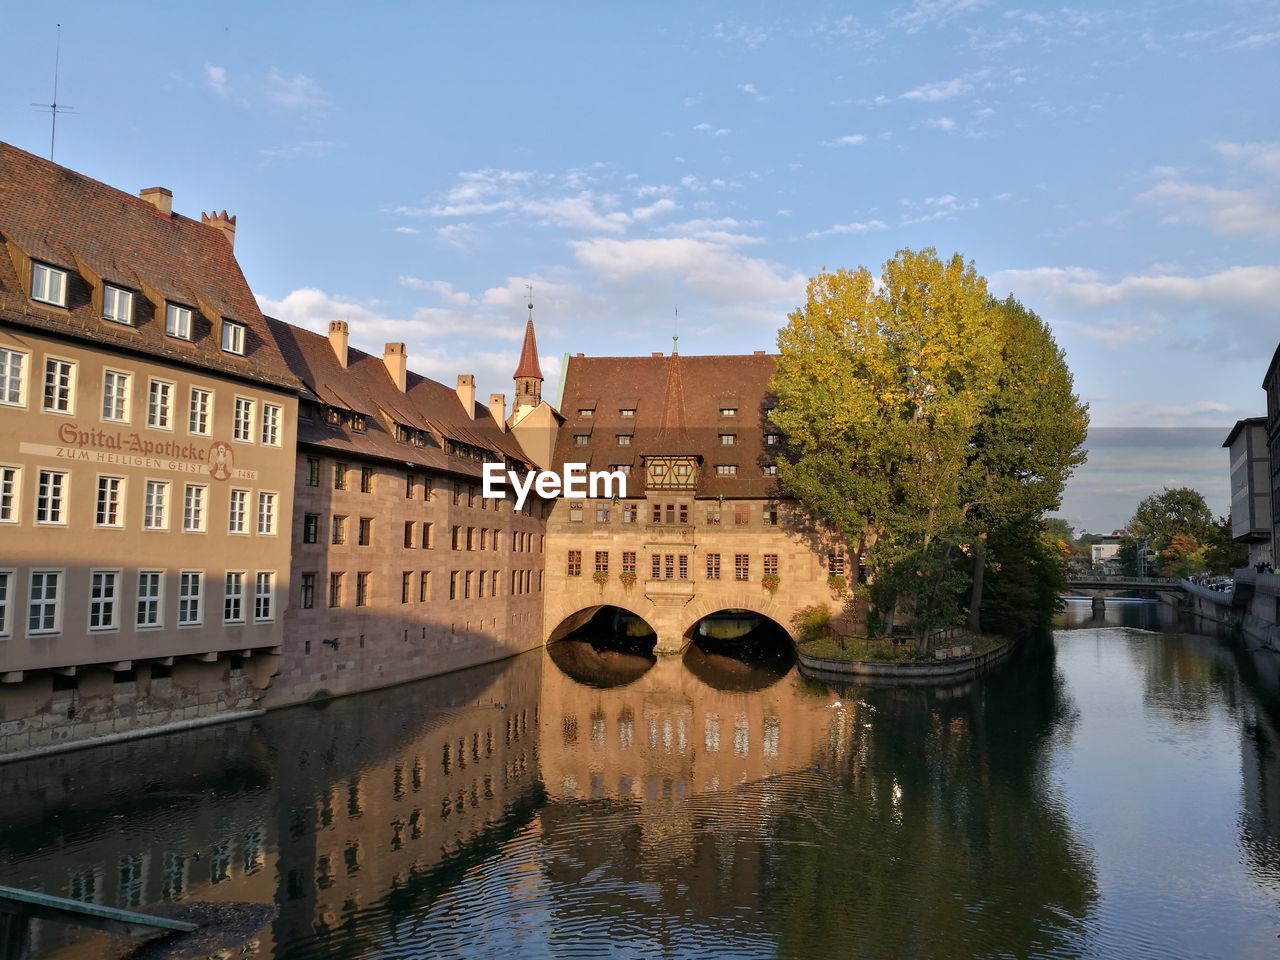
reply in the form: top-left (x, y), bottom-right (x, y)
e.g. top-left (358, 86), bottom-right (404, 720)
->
top-left (592, 570), bottom-right (610, 588)
top-left (619, 570), bottom-right (637, 589)
top-left (827, 572), bottom-right (849, 597)
top-left (761, 573), bottom-right (780, 593)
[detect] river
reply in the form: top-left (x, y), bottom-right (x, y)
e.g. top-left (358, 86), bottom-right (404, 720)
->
top-left (3, 601), bottom-right (1279, 958)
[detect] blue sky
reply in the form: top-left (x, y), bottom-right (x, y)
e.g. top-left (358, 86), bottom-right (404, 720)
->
top-left (6, 1), bottom-right (1278, 530)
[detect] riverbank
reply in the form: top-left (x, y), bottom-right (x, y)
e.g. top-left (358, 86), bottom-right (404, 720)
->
top-left (794, 630), bottom-right (1016, 682)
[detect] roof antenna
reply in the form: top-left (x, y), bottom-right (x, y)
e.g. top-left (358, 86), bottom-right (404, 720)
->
top-left (672, 306), bottom-right (679, 356)
top-left (32, 23), bottom-right (75, 161)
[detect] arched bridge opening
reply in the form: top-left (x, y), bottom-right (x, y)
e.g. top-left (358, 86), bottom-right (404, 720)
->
top-left (546, 605), bottom-right (658, 689)
top-left (682, 609), bottom-right (794, 692)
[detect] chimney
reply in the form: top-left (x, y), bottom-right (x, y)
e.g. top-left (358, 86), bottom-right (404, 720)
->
top-left (382, 342), bottom-right (407, 391)
top-left (456, 375), bottom-right (476, 418)
top-left (328, 321), bottom-right (349, 368)
top-left (139, 187), bottom-right (173, 216)
top-left (200, 210), bottom-right (237, 248)
top-left (489, 393), bottom-right (507, 431)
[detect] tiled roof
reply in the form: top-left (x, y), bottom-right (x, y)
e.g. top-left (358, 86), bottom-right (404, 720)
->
top-left (265, 317), bottom-right (534, 479)
top-left (0, 140), bottom-right (297, 391)
top-left (552, 352), bottom-right (784, 499)
top-left (514, 316), bottom-right (543, 380)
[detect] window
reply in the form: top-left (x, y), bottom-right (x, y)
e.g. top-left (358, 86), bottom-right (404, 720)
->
top-left (356, 572), bottom-right (369, 607)
top-left (719, 434), bottom-right (736, 446)
top-left (0, 349), bottom-right (26, 406)
top-left (651, 554), bottom-right (661, 579)
top-left (463, 571), bottom-right (472, 599)
top-left (574, 435), bottom-right (589, 447)
top-left (622, 503), bottom-right (637, 524)
top-left (596, 505), bottom-right (610, 523)
top-left (423, 478), bottom-right (434, 501)
top-left (716, 464), bottom-right (737, 476)
top-left (261, 404), bottom-right (282, 446)
top-left (233, 397), bottom-right (255, 442)
top-left (32, 262), bottom-right (68, 306)
top-left (102, 370), bottom-right (130, 422)
top-left (43, 358), bottom-right (75, 413)
top-left (619, 407), bottom-right (635, 418)
top-left (165, 303), bottom-right (193, 340)
top-left (734, 505), bottom-right (749, 526)
top-left (254, 573), bottom-right (274, 621)
top-left (144, 480), bottom-right (169, 530)
top-left (705, 504), bottom-right (721, 525)
top-left (419, 571), bottom-right (431, 602)
top-left (96, 476), bottom-right (123, 527)
top-left (405, 473), bottom-right (417, 498)
top-left (36, 470), bottom-right (67, 524)
top-left (763, 502), bottom-right (779, 525)
top-left (449, 571), bottom-right (458, 600)
top-left (706, 554), bottom-right (721, 580)
top-left (569, 503), bottom-right (583, 523)
top-left (329, 572), bottom-right (344, 607)
top-left (334, 463), bottom-right (348, 490)
top-left (651, 503), bottom-right (662, 524)
top-left (567, 550), bottom-right (582, 577)
top-left (404, 521), bottom-right (415, 548)
top-left (302, 514), bottom-right (319, 544)
top-left (228, 489), bottom-right (248, 534)
top-left (664, 554), bottom-right (675, 579)
top-left (765, 434), bottom-right (780, 446)
top-left (735, 554), bottom-right (750, 582)
top-left (221, 321), bottom-right (246, 355)
top-left (187, 387), bottom-right (212, 435)
top-left (764, 554), bottom-right (779, 576)
top-left (622, 551), bottom-right (636, 575)
top-left (358, 517), bottom-right (372, 546)
top-left (763, 464), bottom-right (778, 476)
top-left (679, 504), bottom-right (689, 524)
top-left (720, 407), bottom-right (737, 417)
top-left (0, 572), bottom-right (10, 637)
top-left (147, 379), bottom-right (173, 429)
top-left (103, 284), bottom-right (133, 324)
top-left (452, 482), bottom-right (462, 506)
top-left (401, 571), bottom-right (412, 604)
top-left (136, 571), bottom-right (162, 628)
top-left (325, 406), bottom-right (342, 426)
top-left (0, 467), bottom-right (19, 522)
top-left (595, 551), bottom-right (609, 574)
top-left (28, 571), bottom-right (61, 633)
top-left (183, 484), bottom-right (207, 532)
top-left (306, 458), bottom-right (320, 486)
top-left (451, 525), bottom-right (462, 550)
top-left (224, 572), bottom-right (245, 623)
top-left (828, 552), bottom-right (846, 576)
top-left (89, 571), bottom-right (119, 630)
top-left (300, 573), bottom-right (316, 610)
top-left (678, 555), bottom-right (689, 580)
top-left (178, 572), bottom-right (202, 625)
top-left (617, 434), bottom-right (632, 446)
top-left (257, 492), bottom-right (277, 535)
top-left (332, 515), bottom-right (347, 545)
top-left (360, 466), bottom-right (374, 493)
top-left (351, 413), bottom-right (366, 433)
top-left (422, 522), bottom-right (433, 549)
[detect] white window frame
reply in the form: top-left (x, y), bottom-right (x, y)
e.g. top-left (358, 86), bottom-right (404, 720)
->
top-left (35, 469), bottom-right (68, 525)
top-left (165, 303), bottom-right (193, 340)
top-left (88, 569), bottom-right (121, 632)
top-left (143, 479), bottom-right (170, 531)
top-left (147, 378), bottom-right (174, 430)
top-left (101, 369), bottom-right (131, 423)
top-left (0, 466), bottom-right (20, 523)
top-left (0, 569), bottom-right (13, 638)
top-left (183, 483), bottom-right (207, 533)
top-left (224, 571), bottom-right (245, 624)
top-left (31, 262), bottom-right (68, 307)
top-left (228, 488), bottom-right (249, 534)
top-left (27, 569), bottom-right (63, 635)
top-left (188, 387), bottom-right (212, 435)
top-left (95, 475), bottom-right (125, 528)
top-left (136, 570), bottom-right (163, 629)
top-left (0, 348), bottom-right (28, 407)
top-left (42, 357), bottom-right (76, 414)
top-left (260, 403), bottom-right (282, 447)
top-left (220, 320), bottom-right (246, 355)
top-left (103, 285), bottom-right (134, 325)
top-left (233, 396), bottom-right (256, 443)
top-left (256, 491), bottom-right (277, 536)
top-left (178, 571), bottom-right (203, 627)
top-left (254, 571), bottom-right (275, 623)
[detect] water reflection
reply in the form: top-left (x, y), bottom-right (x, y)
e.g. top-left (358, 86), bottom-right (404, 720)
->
top-left (4, 613), bottom-right (1280, 958)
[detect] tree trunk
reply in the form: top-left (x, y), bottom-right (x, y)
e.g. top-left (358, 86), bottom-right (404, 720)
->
top-left (967, 533), bottom-right (988, 632)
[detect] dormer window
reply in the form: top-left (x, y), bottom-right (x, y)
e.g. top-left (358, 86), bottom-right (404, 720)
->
top-left (716, 464), bottom-right (737, 476)
top-left (412, 430), bottom-right (426, 447)
top-left (31, 262), bottom-right (68, 307)
top-left (397, 424), bottom-right (413, 443)
top-left (578, 408), bottom-right (594, 417)
top-left (719, 434), bottom-right (736, 446)
top-left (763, 464), bottom-right (778, 476)
top-left (620, 408), bottom-right (635, 418)
top-left (720, 407), bottom-right (737, 417)
top-left (103, 285), bottom-right (134, 324)
top-left (574, 435), bottom-right (589, 447)
top-left (765, 434), bottom-right (780, 446)
top-left (325, 407), bottom-right (342, 426)
top-left (351, 414), bottom-right (366, 433)
top-left (617, 434), bottom-right (632, 446)
top-left (165, 303), bottom-right (193, 340)
top-left (220, 320), bottom-right (246, 355)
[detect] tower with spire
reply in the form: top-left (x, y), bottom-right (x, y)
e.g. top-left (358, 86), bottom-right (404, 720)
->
top-left (512, 297), bottom-right (543, 421)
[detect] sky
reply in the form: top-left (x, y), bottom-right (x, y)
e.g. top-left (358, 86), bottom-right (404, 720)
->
top-left (5, 1), bottom-right (1278, 532)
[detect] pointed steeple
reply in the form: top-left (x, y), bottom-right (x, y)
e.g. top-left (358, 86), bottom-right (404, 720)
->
top-left (512, 296), bottom-right (543, 418)
top-left (654, 350), bottom-right (690, 450)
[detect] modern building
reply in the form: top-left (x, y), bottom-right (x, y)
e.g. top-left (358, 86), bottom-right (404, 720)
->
top-left (541, 348), bottom-right (849, 652)
top-left (263, 318), bottom-right (547, 706)
top-left (1223, 417), bottom-right (1272, 568)
top-left (0, 141), bottom-right (300, 754)
top-left (1090, 535), bottom-right (1125, 572)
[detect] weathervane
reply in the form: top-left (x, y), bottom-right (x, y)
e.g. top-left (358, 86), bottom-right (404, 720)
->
top-left (673, 306), bottom-right (679, 355)
top-left (31, 23), bottom-right (75, 161)
top-left (525, 282), bottom-right (534, 318)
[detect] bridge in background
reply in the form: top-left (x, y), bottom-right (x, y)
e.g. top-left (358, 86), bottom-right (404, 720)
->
top-left (1064, 575), bottom-right (1185, 614)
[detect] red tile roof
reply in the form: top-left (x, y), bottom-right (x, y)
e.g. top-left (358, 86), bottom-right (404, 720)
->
top-left (0, 140), bottom-right (297, 391)
top-left (552, 353), bottom-right (783, 499)
top-left (514, 316), bottom-right (543, 380)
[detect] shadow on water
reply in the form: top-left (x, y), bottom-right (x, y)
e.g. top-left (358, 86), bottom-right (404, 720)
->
top-left (546, 606), bottom-right (657, 688)
top-left (682, 612), bottom-right (794, 693)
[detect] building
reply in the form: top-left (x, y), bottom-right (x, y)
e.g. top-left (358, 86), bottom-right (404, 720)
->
top-left (1223, 417), bottom-right (1272, 569)
top-left (506, 303), bottom-right (563, 470)
top-left (0, 141), bottom-right (300, 754)
top-left (263, 318), bottom-right (547, 705)
top-left (1090, 534), bottom-right (1125, 572)
top-left (541, 348), bottom-right (848, 652)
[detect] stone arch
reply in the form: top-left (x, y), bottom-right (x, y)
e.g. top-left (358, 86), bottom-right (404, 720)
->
top-left (679, 595), bottom-right (798, 643)
top-left (545, 600), bottom-right (659, 644)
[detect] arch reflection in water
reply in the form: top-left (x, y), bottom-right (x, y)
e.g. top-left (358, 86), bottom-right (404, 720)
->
top-left (682, 609), bottom-right (795, 693)
top-left (546, 605), bottom-right (658, 688)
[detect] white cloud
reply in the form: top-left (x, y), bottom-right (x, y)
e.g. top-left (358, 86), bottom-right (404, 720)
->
top-left (891, 0), bottom-right (991, 34)
top-left (205, 64), bottom-right (228, 97)
top-left (258, 140), bottom-right (336, 161)
top-left (821, 134), bottom-right (867, 147)
top-left (266, 68), bottom-right (328, 111)
top-left (1225, 31), bottom-right (1280, 50)
top-left (656, 217), bottom-right (764, 245)
top-left (740, 82), bottom-right (767, 102)
top-left (900, 73), bottom-right (980, 102)
top-left (1139, 179), bottom-right (1280, 240)
top-left (632, 198), bottom-right (679, 222)
top-left (926, 116), bottom-right (958, 132)
top-left (393, 226), bottom-right (419, 235)
top-left (1215, 141), bottom-right (1280, 178)
top-left (400, 277), bottom-right (472, 306)
top-left (435, 223), bottom-right (481, 249)
top-left (694, 122), bottom-right (732, 136)
top-left (713, 20), bottom-right (769, 49)
top-left (805, 219), bottom-right (887, 239)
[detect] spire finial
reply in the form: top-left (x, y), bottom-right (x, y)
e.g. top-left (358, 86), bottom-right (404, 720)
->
top-left (525, 282), bottom-right (534, 321)
top-left (672, 305), bottom-right (679, 356)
